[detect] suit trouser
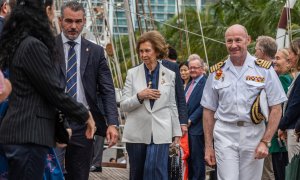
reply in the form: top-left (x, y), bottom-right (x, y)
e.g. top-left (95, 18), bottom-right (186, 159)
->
top-left (272, 152), bottom-right (288, 180)
top-left (287, 129), bottom-right (300, 162)
top-left (188, 134), bottom-right (205, 180)
top-left (214, 120), bottom-right (265, 180)
top-left (91, 135), bottom-right (105, 167)
top-left (261, 154), bottom-right (275, 180)
top-left (2, 143), bottom-right (48, 180)
top-left (64, 122), bottom-right (93, 180)
top-left (126, 142), bottom-right (169, 180)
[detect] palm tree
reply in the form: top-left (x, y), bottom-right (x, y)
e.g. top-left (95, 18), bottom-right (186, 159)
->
top-left (159, 0), bottom-right (300, 65)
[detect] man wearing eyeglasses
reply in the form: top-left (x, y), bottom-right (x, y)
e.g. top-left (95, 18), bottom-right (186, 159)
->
top-left (185, 54), bottom-right (207, 180)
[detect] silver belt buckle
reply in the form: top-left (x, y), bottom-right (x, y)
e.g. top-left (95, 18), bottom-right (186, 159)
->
top-left (237, 121), bottom-right (244, 127)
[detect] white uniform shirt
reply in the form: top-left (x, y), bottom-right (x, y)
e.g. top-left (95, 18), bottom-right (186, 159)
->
top-left (201, 52), bottom-right (287, 123)
top-left (61, 33), bottom-right (88, 108)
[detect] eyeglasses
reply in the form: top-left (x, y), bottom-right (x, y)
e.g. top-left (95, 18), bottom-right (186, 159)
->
top-left (189, 66), bottom-right (202, 70)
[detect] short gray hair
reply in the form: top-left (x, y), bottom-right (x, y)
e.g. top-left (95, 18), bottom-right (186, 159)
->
top-left (256, 36), bottom-right (277, 59)
top-left (61, 1), bottom-right (86, 18)
top-left (188, 54), bottom-right (204, 67)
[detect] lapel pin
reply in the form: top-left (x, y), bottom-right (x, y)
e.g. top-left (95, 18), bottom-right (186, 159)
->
top-left (86, 48), bottom-right (89, 52)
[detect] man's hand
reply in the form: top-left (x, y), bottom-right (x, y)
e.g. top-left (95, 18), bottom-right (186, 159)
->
top-left (106, 125), bottom-right (119, 148)
top-left (254, 142), bottom-right (269, 159)
top-left (56, 128), bottom-right (72, 148)
top-left (0, 70), bottom-right (11, 102)
top-left (181, 125), bottom-right (188, 135)
top-left (66, 128), bottom-right (72, 139)
top-left (85, 111), bottom-right (96, 139)
top-left (278, 129), bottom-right (287, 141)
top-left (205, 146), bottom-right (216, 166)
top-left (187, 120), bottom-right (192, 128)
top-left (173, 136), bottom-right (180, 145)
top-left (295, 130), bottom-right (300, 142)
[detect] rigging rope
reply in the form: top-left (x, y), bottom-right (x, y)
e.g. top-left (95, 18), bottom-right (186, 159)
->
top-left (287, 0), bottom-right (293, 42)
top-left (113, 10), bottom-right (128, 72)
top-left (99, 0), bottom-right (225, 45)
top-left (182, 0), bottom-right (191, 55)
top-left (195, 0), bottom-right (209, 66)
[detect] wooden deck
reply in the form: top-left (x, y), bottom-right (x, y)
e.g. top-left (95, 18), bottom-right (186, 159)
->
top-left (89, 166), bottom-right (215, 180)
top-left (89, 167), bottom-right (129, 180)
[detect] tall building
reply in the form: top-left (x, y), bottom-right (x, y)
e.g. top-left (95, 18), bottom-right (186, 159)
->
top-left (81, 0), bottom-right (217, 36)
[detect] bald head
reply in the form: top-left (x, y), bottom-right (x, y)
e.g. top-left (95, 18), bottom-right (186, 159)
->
top-left (225, 24), bottom-right (251, 65)
top-left (225, 24), bottom-right (249, 38)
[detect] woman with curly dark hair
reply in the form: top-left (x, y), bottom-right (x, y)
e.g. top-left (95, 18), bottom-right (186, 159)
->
top-left (0, 0), bottom-right (95, 179)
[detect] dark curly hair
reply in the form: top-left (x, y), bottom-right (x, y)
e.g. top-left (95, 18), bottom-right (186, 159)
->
top-left (0, 0), bottom-right (55, 69)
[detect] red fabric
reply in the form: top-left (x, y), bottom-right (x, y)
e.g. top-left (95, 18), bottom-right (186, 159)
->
top-left (180, 133), bottom-right (189, 180)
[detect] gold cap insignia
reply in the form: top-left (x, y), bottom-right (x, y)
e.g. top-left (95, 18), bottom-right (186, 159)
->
top-left (250, 90), bottom-right (269, 124)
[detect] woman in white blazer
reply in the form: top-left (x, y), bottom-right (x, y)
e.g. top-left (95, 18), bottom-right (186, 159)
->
top-left (121, 31), bottom-right (182, 180)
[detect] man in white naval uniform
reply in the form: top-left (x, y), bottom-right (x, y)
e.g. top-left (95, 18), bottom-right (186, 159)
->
top-left (200, 24), bottom-right (287, 180)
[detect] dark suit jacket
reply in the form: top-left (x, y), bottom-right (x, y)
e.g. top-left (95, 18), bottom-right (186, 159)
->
top-left (161, 60), bottom-right (188, 125)
top-left (185, 76), bottom-right (206, 135)
top-left (0, 36), bottom-right (89, 147)
top-left (279, 75), bottom-right (300, 131)
top-left (56, 35), bottom-right (118, 136)
top-left (0, 17), bottom-right (4, 34)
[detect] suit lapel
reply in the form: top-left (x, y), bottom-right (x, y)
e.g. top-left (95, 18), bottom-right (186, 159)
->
top-left (138, 64), bottom-right (151, 112)
top-left (187, 77), bottom-right (205, 104)
top-left (57, 34), bottom-right (66, 77)
top-left (151, 63), bottom-right (163, 112)
top-left (80, 38), bottom-right (90, 79)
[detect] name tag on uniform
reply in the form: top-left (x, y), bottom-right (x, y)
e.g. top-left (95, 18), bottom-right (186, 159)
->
top-left (246, 75), bottom-right (265, 83)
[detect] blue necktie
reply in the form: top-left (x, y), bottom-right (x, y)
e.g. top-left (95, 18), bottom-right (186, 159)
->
top-left (66, 41), bottom-right (77, 99)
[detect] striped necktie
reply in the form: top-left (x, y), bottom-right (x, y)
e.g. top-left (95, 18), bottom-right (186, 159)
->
top-left (66, 41), bottom-right (77, 99)
top-left (185, 80), bottom-right (195, 102)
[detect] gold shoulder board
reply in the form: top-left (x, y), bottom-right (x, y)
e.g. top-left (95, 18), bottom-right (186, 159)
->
top-left (209, 61), bottom-right (225, 73)
top-left (255, 59), bottom-right (272, 69)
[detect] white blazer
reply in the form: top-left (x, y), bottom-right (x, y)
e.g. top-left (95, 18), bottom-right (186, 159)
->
top-left (121, 62), bottom-right (182, 144)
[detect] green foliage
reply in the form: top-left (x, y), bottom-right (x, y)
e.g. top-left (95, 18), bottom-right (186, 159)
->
top-left (159, 0), bottom-right (300, 65)
top-left (110, 0), bottom-right (300, 87)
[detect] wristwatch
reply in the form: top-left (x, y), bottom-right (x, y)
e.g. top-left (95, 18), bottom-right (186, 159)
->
top-left (260, 139), bottom-right (271, 148)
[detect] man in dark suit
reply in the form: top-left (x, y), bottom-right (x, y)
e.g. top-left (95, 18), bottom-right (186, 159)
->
top-left (162, 57), bottom-right (188, 134)
top-left (165, 46), bottom-right (178, 63)
top-left (185, 54), bottom-right (207, 180)
top-left (0, 0), bottom-right (96, 178)
top-left (56, 1), bottom-right (119, 180)
top-left (162, 47), bottom-right (188, 135)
